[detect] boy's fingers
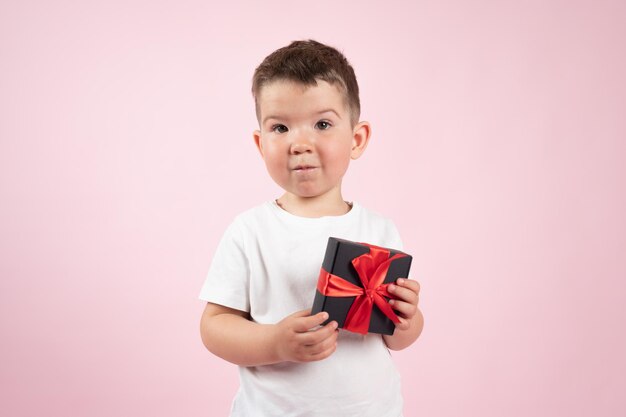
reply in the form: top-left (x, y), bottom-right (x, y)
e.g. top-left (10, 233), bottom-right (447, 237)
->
top-left (389, 284), bottom-right (419, 305)
top-left (395, 317), bottom-right (411, 331)
top-left (306, 332), bottom-right (338, 356)
top-left (301, 321), bottom-right (338, 344)
top-left (389, 299), bottom-right (417, 318)
top-left (397, 278), bottom-right (420, 294)
top-left (305, 342), bottom-right (337, 362)
top-left (294, 311), bottom-right (330, 332)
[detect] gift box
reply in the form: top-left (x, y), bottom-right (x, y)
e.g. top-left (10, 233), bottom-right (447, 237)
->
top-left (311, 237), bottom-right (412, 335)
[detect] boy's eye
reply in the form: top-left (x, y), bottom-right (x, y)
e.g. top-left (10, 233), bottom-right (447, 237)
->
top-left (272, 124), bottom-right (288, 133)
top-left (315, 120), bottom-right (332, 130)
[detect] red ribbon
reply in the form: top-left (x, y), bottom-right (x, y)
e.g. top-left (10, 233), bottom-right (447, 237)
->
top-left (316, 243), bottom-right (407, 335)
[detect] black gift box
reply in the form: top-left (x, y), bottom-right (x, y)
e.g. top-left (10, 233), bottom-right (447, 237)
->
top-left (311, 237), bottom-right (412, 335)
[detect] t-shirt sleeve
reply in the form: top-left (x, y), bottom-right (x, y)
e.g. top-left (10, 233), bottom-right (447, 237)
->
top-left (198, 217), bottom-right (250, 312)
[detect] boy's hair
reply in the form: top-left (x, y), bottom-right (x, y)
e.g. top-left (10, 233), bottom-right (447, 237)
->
top-left (252, 39), bottom-right (361, 126)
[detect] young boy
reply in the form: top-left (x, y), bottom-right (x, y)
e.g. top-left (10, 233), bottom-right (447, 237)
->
top-left (199, 40), bottom-right (423, 417)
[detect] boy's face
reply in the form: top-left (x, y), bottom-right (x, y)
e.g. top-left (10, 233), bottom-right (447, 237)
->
top-left (253, 79), bottom-right (369, 201)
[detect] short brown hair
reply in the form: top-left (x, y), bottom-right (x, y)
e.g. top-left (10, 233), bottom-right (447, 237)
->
top-left (252, 40), bottom-right (360, 126)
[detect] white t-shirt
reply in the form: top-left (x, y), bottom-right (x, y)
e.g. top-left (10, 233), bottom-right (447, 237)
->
top-left (199, 201), bottom-right (405, 417)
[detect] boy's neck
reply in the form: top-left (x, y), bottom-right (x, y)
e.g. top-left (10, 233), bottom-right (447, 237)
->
top-left (276, 192), bottom-right (352, 218)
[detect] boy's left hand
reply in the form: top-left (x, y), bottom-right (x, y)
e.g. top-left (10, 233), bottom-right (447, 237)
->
top-left (387, 278), bottom-right (420, 331)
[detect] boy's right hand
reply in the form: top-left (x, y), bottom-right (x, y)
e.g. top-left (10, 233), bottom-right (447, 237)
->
top-left (273, 309), bottom-right (338, 363)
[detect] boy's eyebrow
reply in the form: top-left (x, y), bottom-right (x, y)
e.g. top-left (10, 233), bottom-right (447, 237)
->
top-left (262, 115), bottom-right (281, 125)
top-left (262, 109), bottom-right (341, 125)
top-left (316, 109), bottom-right (342, 119)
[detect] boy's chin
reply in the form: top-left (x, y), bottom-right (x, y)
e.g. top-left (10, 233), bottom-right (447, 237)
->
top-left (286, 187), bottom-right (339, 200)
top-left (288, 191), bottom-right (321, 199)
top-left (279, 186), bottom-right (321, 199)
top-left (276, 180), bottom-right (341, 200)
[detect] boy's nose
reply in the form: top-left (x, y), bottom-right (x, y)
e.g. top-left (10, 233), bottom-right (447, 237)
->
top-left (289, 139), bottom-right (313, 154)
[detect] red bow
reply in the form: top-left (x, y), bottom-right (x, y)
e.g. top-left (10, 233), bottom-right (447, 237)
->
top-left (317, 244), bottom-right (406, 335)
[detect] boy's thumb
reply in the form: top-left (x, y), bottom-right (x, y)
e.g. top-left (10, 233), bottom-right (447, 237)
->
top-left (298, 310), bottom-right (330, 330)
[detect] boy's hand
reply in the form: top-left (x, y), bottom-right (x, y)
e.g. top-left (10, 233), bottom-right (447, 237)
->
top-left (273, 309), bottom-right (338, 363)
top-left (387, 278), bottom-right (421, 332)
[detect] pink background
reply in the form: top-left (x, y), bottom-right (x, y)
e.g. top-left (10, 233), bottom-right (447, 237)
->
top-left (1, 1), bottom-right (625, 416)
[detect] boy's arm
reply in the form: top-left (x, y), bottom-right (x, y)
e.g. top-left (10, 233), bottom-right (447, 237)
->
top-left (200, 302), bottom-right (339, 367)
top-left (382, 279), bottom-right (424, 350)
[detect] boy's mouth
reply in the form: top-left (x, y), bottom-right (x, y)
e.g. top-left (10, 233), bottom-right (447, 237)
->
top-left (293, 165), bottom-right (317, 171)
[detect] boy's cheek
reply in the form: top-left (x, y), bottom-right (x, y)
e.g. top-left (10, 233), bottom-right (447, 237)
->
top-left (324, 155), bottom-right (351, 177)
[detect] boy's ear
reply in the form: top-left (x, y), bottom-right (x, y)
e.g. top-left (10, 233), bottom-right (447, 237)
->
top-left (253, 130), bottom-right (264, 157)
top-left (350, 121), bottom-right (371, 160)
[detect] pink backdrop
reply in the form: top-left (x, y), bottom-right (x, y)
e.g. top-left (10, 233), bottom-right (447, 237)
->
top-left (1, 1), bottom-right (625, 416)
